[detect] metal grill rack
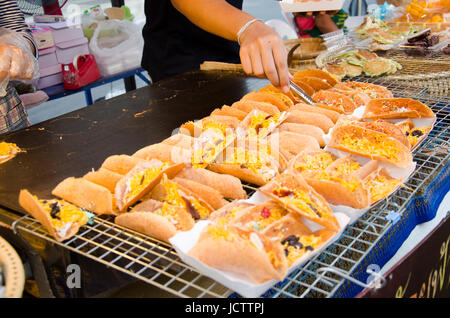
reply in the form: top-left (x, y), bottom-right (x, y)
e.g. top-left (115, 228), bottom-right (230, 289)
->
top-left (12, 80), bottom-right (450, 298)
top-left (355, 52), bottom-right (450, 96)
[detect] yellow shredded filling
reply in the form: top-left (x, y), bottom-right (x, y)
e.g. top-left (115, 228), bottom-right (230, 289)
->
top-left (202, 121), bottom-right (228, 135)
top-left (406, 127), bottom-right (430, 147)
top-left (191, 127), bottom-right (234, 168)
top-left (253, 206), bottom-right (288, 231)
top-left (340, 132), bottom-right (401, 162)
top-left (284, 235), bottom-right (322, 265)
top-left (163, 179), bottom-right (211, 219)
top-left (216, 206), bottom-right (244, 226)
top-left (314, 171), bottom-right (362, 192)
top-left (40, 199), bottom-right (88, 230)
top-left (207, 224), bottom-right (235, 241)
top-left (248, 113), bottom-right (281, 137)
top-left (154, 202), bottom-right (177, 218)
top-left (0, 142), bottom-right (18, 156)
top-left (124, 162), bottom-right (170, 202)
top-left (294, 153), bottom-right (335, 174)
top-left (365, 175), bottom-right (402, 203)
top-left (273, 187), bottom-right (327, 219)
top-left (335, 161), bottom-right (361, 175)
top-left (266, 250), bottom-right (281, 269)
top-left (223, 148), bottom-right (276, 181)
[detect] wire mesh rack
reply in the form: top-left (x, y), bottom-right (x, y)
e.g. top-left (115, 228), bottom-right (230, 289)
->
top-left (11, 77), bottom-right (450, 298)
top-left (353, 52), bottom-right (450, 96)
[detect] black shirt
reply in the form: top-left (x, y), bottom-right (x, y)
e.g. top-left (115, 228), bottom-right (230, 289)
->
top-left (142, 0), bottom-right (243, 83)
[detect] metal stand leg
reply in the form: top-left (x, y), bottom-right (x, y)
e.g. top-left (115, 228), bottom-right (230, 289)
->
top-left (84, 89), bottom-right (93, 106)
top-left (124, 76), bottom-right (137, 92)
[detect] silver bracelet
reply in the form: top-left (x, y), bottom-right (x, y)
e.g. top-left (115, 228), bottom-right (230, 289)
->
top-left (237, 18), bottom-right (263, 45)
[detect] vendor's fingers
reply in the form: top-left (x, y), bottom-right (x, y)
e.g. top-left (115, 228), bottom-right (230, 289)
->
top-left (259, 45), bottom-right (280, 87)
top-left (271, 42), bottom-right (290, 93)
top-left (239, 48), bottom-right (253, 75)
top-left (249, 45), bottom-right (264, 77)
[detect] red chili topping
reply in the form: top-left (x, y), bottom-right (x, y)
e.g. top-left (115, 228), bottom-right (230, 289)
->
top-left (260, 207), bottom-right (271, 219)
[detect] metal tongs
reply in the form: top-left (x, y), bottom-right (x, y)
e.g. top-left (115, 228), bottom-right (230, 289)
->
top-left (287, 42), bottom-right (317, 106)
top-left (289, 80), bottom-right (316, 106)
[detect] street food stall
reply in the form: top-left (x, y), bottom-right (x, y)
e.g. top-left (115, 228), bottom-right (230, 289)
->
top-left (0, 0), bottom-right (449, 300)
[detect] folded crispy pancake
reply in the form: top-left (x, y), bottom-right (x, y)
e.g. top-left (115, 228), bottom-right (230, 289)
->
top-left (285, 109), bottom-right (334, 133)
top-left (363, 98), bottom-right (435, 120)
top-left (293, 77), bottom-right (332, 92)
top-left (19, 189), bottom-right (89, 242)
top-left (291, 103), bottom-right (341, 123)
top-left (290, 79), bottom-right (316, 97)
top-left (356, 119), bottom-right (411, 149)
top-left (188, 224), bottom-right (288, 283)
top-left (210, 105), bottom-right (247, 121)
top-left (208, 146), bottom-right (282, 186)
top-left (241, 91), bottom-right (293, 111)
top-left (172, 177), bottom-right (228, 210)
top-left (228, 201), bottom-right (313, 242)
top-left (259, 173), bottom-right (340, 231)
top-left (203, 115), bottom-right (241, 129)
top-left (239, 109), bottom-right (288, 139)
top-left (259, 83), bottom-right (302, 104)
top-left (101, 154), bottom-right (147, 175)
top-left (176, 166), bottom-right (247, 199)
top-left (115, 211), bottom-right (179, 243)
top-left (208, 200), bottom-right (254, 223)
top-left (334, 81), bottom-right (393, 99)
top-left (293, 69), bottom-right (340, 86)
top-left (304, 157), bottom-right (370, 209)
top-left (161, 133), bottom-right (196, 149)
top-left (274, 131), bottom-right (320, 161)
top-left (328, 88), bottom-right (371, 107)
top-left (52, 177), bottom-right (115, 215)
top-left (149, 175), bottom-right (215, 221)
top-left (328, 124), bottom-right (413, 168)
top-left (231, 100), bottom-right (280, 116)
top-left (83, 168), bottom-right (123, 193)
top-left (363, 167), bottom-right (403, 205)
top-left (279, 123), bottom-right (326, 147)
top-left (289, 150), bottom-right (337, 178)
top-left (114, 160), bottom-right (186, 212)
top-left (312, 90), bottom-right (357, 114)
top-left (115, 198), bottom-right (195, 243)
top-left (132, 143), bottom-right (192, 164)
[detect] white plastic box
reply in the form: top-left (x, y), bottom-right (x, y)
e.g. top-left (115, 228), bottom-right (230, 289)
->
top-left (89, 20), bottom-right (143, 77)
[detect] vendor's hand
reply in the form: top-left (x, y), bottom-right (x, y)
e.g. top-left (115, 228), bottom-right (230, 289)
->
top-left (0, 41), bottom-right (35, 81)
top-left (238, 20), bottom-right (291, 93)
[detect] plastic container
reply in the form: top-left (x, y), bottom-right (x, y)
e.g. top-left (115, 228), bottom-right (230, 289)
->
top-left (88, 20), bottom-right (143, 77)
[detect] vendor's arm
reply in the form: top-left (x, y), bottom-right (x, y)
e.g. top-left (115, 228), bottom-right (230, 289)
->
top-left (170, 0), bottom-right (291, 92)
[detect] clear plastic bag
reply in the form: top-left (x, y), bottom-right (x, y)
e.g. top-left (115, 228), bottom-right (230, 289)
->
top-left (88, 20), bottom-right (143, 77)
top-left (0, 28), bottom-right (39, 97)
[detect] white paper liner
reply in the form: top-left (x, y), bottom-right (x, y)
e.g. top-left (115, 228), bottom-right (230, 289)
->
top-left (318, 103), bottom-right (438, 223)
top-left (169, 191), bottom-right (350, 298)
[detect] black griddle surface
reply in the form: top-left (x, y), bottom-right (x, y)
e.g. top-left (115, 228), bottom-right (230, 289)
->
top-left (0, 71), bottom-right (269, 213)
